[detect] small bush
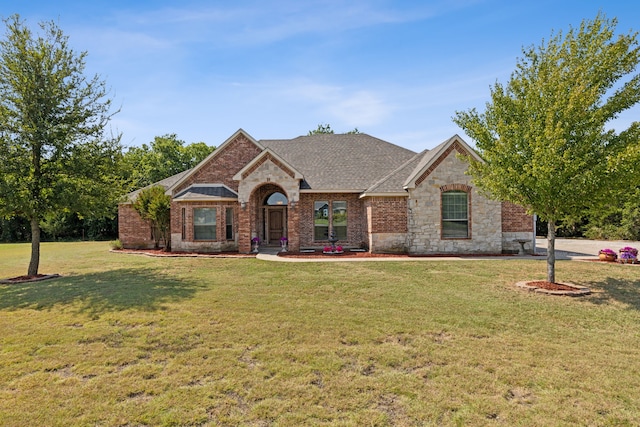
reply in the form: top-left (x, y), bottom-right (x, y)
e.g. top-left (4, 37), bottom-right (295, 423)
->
top-left (109, 239), bottom-right (123, 250)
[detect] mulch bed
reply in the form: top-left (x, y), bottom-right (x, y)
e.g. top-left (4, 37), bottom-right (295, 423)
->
top-left (279, 251), bottom-right (408, 258)
top-left (112, 249), bottom-right (256, 258)
top-left (515, 280), bottom-right (590, 296)
top-left (0, 274), bottom-right (61, 284)
top-left (279, 251), bottom-right (515, 259)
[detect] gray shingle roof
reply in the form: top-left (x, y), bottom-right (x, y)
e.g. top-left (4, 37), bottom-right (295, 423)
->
top-left (364, 150), bottom-right (428, 194)
top-left (261, 133), bottom-right (416, 191)
top-left (173, 185), bottom-right (238, 200)
top-left (123, 168), bottom-right (192, 203)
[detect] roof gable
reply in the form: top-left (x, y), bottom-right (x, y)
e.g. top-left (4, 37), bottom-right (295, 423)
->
top-left (167, 129), bottom-right (263, 194)
top-left (232, 149), bottom-right (304, 181)
top-left (403, 135), bottom-right (481, 190)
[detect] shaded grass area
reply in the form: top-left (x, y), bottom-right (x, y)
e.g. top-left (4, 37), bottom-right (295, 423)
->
top-left (1, 242), bottom-right (640, 425)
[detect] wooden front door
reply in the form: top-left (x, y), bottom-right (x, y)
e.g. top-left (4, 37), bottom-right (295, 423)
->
top-left (268, 208), bottom-right (285, 244)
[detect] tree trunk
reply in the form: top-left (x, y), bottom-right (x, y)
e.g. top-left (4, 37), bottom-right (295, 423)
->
top-left (28, 217), bottom-right (41, 277)
top-left (547, 219), bottom-right (556, 284)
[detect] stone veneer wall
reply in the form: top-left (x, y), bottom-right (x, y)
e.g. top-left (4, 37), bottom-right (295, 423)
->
top-left (364, 197), bottom-right (408, 253)
top-left (501, 201), bottom-right (534, 253)
top-left (407, 151), bottom-right (502, 254)
top-left (118, 204), bottom-right (155, 249)
top-left (171, 201), bottom-right (239, 253)
top-left (298, 193), bottom-right (366, 249)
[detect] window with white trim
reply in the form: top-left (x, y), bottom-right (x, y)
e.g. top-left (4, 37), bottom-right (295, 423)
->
top-left (194, 208), bottom-right (216, 240)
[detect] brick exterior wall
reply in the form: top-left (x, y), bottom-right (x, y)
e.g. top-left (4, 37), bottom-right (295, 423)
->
top-left (501, 202), bottom-right (532, 232)
top-left (501, 201), bottom-right (534, 254)
top-left (118, 204), bottom-right (154, 249)
top-left (367, 197), bottom-right (408, 233)
top-left (298, 193), bottom-right (366, 249)
top-left (362, 196), bottom-right (408, 253)
top-left (174, 133), bottom-right (262, 194)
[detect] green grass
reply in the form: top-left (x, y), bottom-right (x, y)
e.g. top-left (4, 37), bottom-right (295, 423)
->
top-left (1, 242), bottom-right (640, 426)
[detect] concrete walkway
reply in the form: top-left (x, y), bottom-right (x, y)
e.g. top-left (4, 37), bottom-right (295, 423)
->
top-left (534, 238), bottom-right (640, 260)
top-left (255, 239), bottom-right (640, 263)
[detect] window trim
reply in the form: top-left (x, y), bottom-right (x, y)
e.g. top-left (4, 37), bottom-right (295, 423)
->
top-left (313, 200), bottom-right (329, 241)
top-left (193, 207), bottom-right (217, 241)
top-left (225, 207), bottom-right (234, 241)
top-left (181, 208), bottom-right (186, 240)
top-left (314, 200), bottom-right (348, 242)
top-left (441, 189), bottom-right (470, 239)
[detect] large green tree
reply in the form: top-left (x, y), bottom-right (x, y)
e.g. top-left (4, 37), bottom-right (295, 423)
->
top-left (0, 15), bottom-right (123, 276)
top-left (453, 14), bottom-right (640, 283)
top-left (123, 134), bottom-right (214, 189)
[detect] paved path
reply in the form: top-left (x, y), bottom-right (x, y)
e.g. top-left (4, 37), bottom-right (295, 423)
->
top-left (534, 238), bottom-right (640, 259)
top-left (256, 239), bottom-right (640, 262)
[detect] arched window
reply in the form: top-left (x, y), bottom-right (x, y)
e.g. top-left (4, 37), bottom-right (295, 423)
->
top-left (265, 192), bottom-right (288, 206)
top-left (442, 190), bottom-right (469, 238)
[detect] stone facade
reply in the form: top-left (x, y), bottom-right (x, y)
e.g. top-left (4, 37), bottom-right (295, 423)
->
top-left (407, 148), bottom-right (502, 254)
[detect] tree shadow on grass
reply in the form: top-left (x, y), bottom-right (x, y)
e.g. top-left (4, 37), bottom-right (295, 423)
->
top-left (583, 277), bottom-right (640, 310)
top-left (0, 268), bottom-right (204, 317)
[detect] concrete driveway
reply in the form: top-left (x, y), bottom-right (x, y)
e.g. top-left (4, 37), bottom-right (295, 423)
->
top-left (534, 238), bottom-right (640, 259)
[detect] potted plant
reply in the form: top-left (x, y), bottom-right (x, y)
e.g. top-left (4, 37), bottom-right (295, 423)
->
top-left (252, 236), bottom-right (260, 253)
top-left (280, 236), bottom-right (288, 252)
top-left (618, 246), bottom-right (638, 264)
top-left (598, 248), bottom-right (617, 262)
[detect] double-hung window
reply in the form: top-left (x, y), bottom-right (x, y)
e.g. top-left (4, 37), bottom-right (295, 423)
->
top-left (442, 191), bottom-right (468, 238)
top-left (193, 208), bottom-right (216, 240)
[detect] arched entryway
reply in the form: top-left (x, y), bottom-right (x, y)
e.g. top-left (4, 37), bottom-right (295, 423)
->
top-left (264, 191), bottom-right (288, 245)
top-left (248, 183), bottom-right (291, 246)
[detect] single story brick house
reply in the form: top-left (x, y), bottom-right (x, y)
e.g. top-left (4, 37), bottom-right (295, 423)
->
top-left (118, 129), bottom-right (533, 254)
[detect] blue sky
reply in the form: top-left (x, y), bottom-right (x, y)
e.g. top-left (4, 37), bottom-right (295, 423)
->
top-left (3, 0), bottom-right (639, 151)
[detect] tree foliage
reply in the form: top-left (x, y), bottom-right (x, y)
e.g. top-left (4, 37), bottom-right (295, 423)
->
top-left (308, 123), bottom-right (334, 135)
top-left (122, 134), bottom-right (214, 189)
top-left (453, 13), bottom-right (640, 282)
top-left (308, 123), bottom-right (361, 135)
top-left (132, 185), bottom-right (171, 250)
top-left (0, 15), bottom-right (123, 275)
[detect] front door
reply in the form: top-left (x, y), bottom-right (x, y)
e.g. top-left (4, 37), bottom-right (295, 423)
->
top-left (268, 208), bottom-right (285, 244)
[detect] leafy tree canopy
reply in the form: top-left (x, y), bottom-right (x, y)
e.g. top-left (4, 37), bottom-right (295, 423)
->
top-left (308, 123), bottom-right (361, 135)
top-left (453, 13), bottom-right (640, 282)
top-left (123, 134), bottom-right (214, 189)
top-left (0, 15), bottom-right (124, 275)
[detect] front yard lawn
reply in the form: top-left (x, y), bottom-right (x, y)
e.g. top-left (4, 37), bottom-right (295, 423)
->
top-left (1, 242), bottom-right (639, 425)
